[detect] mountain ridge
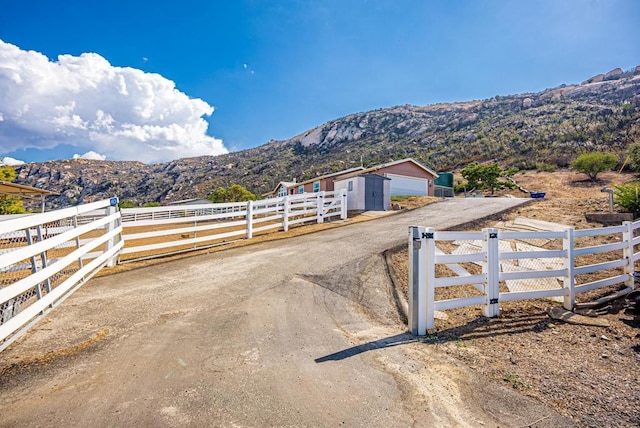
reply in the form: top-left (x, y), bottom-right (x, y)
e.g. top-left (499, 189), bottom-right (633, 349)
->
top-left (11, 66), bottom-right (640, 209)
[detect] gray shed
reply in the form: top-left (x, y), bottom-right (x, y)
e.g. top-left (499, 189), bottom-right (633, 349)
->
top-left (334, 173), bottom-right (391, 211)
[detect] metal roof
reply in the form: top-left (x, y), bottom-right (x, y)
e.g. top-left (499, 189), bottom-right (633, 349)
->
top-left (0, 180), bottom-right (59, 196)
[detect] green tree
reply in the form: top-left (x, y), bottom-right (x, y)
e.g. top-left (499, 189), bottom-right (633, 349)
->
top-left (0, 166), bottom-right (26, 214)
top-left (460, 162), bottom-right (516, 195)
top-left (143, 201), bottom-right (160, 207)
top-left (227, 184), bottom-right (257, 202)
top-left (209, 185), bottom-right (257, 203)
top-left (570, 152), bottom-right (618, 181)
top-left (0, 165), bottom-right (17, 181)
top-left (209, 187), bottom-right (229, 203)
top-left (614, 182), bottom-right (640, 218)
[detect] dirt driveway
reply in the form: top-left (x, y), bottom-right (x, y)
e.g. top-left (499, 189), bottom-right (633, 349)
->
top-left (0, 198), bottom-right (572, 427)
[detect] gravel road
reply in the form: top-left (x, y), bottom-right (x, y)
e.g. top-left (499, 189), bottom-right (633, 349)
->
top-left (0, 198), bottom-right (573, 427)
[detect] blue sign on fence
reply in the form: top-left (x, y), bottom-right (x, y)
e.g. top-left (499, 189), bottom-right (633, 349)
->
top-left (110, 197), bottom-right (118, 207)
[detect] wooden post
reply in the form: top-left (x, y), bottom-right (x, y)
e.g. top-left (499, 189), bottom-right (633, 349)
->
top-left (246, 200), bottom-right (253, 239)
top-left (340, 189), bottom-right (347, 220)
top-left (105, 206), bottom-right (118, 267)
top-left (483, 228), bottom-right (500, 318)
top-left (622, 221), bottom-right (635, 290)
top-left (317, 191), bottom-right (325, 224)
top-left (563, 227), bottom-right (575, 310)
top-left (283, 196), bottom-right (289, 232)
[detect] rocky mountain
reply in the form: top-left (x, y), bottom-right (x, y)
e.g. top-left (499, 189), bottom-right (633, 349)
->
top-left (12, 66), bottom-right (640, 208)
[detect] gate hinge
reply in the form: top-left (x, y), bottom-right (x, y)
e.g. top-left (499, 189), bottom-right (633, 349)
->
top-left (489, 298), bottom-right (499, 304)
top-left (489, 232), bottom-right (498, 239)
top-left (422, 232), bottom-right (434, 239)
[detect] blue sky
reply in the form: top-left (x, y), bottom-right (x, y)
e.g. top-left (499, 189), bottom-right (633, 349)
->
top-left (0, 0), bottom-right (639, 164)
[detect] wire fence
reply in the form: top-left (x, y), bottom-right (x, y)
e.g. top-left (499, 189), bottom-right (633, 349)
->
top-left (0, 199), bottom-right (122, 351)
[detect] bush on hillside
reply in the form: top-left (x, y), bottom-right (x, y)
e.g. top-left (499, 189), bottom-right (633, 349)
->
top-left (570, 152), bottom-right (618, 181)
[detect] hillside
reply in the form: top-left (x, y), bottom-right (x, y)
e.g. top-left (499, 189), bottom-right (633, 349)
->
top-left (12, 66), bottom-right (640, 208)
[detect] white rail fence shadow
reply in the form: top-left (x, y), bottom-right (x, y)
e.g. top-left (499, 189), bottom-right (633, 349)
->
top-left (0, 198), bottom-right (122, 351)
top-left (408, 222), bottom-right (640, 335)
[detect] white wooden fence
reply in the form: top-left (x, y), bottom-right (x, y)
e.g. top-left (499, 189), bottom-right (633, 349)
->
top-left (408, 222), bottom-right (640, 334)
top-left (0, 191), bottom-right (347, 349)
top-left (119, 190), bottom-right (347, 262)
top-left (0, 198), bottom-right (123, 351)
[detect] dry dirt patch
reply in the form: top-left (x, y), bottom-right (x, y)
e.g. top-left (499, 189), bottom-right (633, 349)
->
top-left (389, 170), bottom-right (640, 427)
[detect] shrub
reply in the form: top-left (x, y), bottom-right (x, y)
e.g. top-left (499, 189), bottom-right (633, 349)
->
top-left (614, 183), bottom-right (640, 218)
top-left (118, 200), bottom-right (135, 208)
top-left (535, 163), bottom-right (557, 172)
top-left (570, 152), bottom-right (618, 181)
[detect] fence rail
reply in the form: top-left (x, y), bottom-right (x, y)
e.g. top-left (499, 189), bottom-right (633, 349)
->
top-left (119, 190), bottom-right (347, 262)
top-left (409, 221), bottom-right (640, 335)
top-left (0, 198), bottom-right (122, 351)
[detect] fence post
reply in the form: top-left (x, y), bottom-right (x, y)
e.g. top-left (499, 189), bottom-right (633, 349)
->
top-left (24, 228), bottom-right (43, 303)
top-left (409, 226), bottom-right (430, 334)
top-left (563, 227), bottom-right (575, 310)
top-left (246, 200), bottom-right (253, 239)
top-left (105, 206), bottom-right (118, 267)
top-left (317, 191), bottom-right (325, 224)
top-left (283, 196), bottom-right (289, 232)
top-left (340, 189), bottom-right (347, 220)
top-left (482, 228), bottom-right (500, 318)
top-left (622, 221), bottom-right (635, 290)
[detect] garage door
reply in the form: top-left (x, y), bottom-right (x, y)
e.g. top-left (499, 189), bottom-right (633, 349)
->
top-left (386, 174), bottom-right (427, 196)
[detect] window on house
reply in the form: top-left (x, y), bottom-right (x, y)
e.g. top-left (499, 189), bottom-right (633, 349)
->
top-left (278, 187), bottom-right (287, 197)
top-left (298, 185), bottom-right (304, 194)
top-left (348, 181), bottom-right (353, 192)
top-left (313, 181), bottom-right (320, 193)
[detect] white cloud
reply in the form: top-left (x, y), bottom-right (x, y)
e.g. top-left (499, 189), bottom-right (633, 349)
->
top-left (0, 40), bottom-right (228, 163)
top-left (73, 151), bottom-right (106, 161)
top-left (1, 156), bottom-right (26, 166)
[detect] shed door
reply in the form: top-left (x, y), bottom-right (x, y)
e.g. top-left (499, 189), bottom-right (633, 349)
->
top-left (365, 177), bottom-right (384, 211)
top-left (387, 175), bottom-right (427, 196)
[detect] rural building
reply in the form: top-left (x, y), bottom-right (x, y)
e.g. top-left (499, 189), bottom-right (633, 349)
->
top-left (334, 158), bottom-right (439, 197)
top-left (0, 180), bottom-right (59, 212)
top-left (263, 167), bottom-right (364, 198)
top-left (264, 158), bottom-right (438, 206)
top-left (334, 174), bottom-right (391, 211)
top-left (290, 166), bottom-right (365, 195)
top-left (263, 181), bottom-right (297, 199)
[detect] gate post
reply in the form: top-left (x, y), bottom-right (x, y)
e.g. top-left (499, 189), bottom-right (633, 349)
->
top-left (409, 226), bottom-right (431, 335)
top-left (340, 189), bottom-right (347, 220)
top-left (482, 228), bottom-right (500, 318)
top-left (563, 227), bottom-right (575, 310)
